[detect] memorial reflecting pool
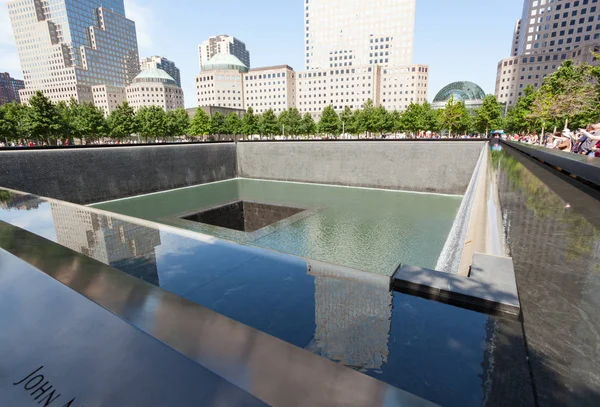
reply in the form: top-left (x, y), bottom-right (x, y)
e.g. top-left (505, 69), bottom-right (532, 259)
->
top-left (93, 179), bottom-right (462, 275)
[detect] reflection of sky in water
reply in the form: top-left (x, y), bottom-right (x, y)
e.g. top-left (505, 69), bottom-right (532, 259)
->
top-left (0, 192), bottom-right (499, 407)
top-left (0, 202), bottom-right (57, 241)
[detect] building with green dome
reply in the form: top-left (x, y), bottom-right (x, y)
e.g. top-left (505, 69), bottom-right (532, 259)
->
top-left (126, 67), bottom-right (184, 111)
top-left (431, 81), bottom-right (486, 112)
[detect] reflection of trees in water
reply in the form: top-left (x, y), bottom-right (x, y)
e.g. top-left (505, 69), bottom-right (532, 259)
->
top-left (492, 150), bottom-right (600, 264)
top-left (0, 190), bottom-right (41, 211)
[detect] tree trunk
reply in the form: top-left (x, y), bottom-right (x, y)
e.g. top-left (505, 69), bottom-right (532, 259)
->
top-left (564, 118), bottom-right (569, 130)
top-left (540, 126), bottom-right (545, 146)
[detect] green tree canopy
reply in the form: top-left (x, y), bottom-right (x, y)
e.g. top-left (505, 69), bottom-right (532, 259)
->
top-left (299, 112), bottom-right (317, 136)
top-left (166, 108), bottom-right (190, 138)
top-left (441, 96), bottom-right (471, 137)
top-left (136, 106), bottom-right (167, 141)
top-left (318, 105), bottom-right (340, 136)
top-left (224, 112), bottom-right (242, 135)
top-left (189, 108), bottom-right (211, 137)
top-left (505, 85), bottom-right (537, 133)
top-left (210, 111), bottom-right (226, 135)
top-left (258, 109), bottom-right (279, 136)
top-left (72, 102), bottom-right (106, 143)
top-left (242, 107), bottom-right (259, 137)
top-left (371, 105), bottom-right (393, 135)
top-left (278, 107), bottom-right (302, 136)
top-left (339, 106), bottom-right (354, 135)
top-left (23, 91), bottom-right (62, 143)
top-left (474, 95), bottom-right (503, 135)
top-left (107, 101), bottom-right (136, 140)
top-left (0, 102), bottom-right (27, 142)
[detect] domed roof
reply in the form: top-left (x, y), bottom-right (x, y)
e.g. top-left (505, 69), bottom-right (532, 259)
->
top-left (433, 81), bottom-right (486, 103)
top-left (202, 54), bottom-right (249, 73)
top-left (133, 68), bottom-right (176, 85)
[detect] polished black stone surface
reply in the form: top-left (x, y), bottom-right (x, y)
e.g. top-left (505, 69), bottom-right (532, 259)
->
top-left (503, 141), bottom-right (600, 188)
top-left (0, 250), bottom-right (267, 407)
top-left (183, 200), bottom-right (304, 232)
top-left (0, 190), bottom-right (534, 406)
top-left (494, 148), bottom-right (600, 407)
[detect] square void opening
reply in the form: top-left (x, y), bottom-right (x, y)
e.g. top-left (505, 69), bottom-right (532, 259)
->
top-left (183, 201), bottom-right (304, 232)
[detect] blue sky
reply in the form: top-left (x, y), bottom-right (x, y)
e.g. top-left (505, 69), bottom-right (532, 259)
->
top-left (0, 0), bottom-right (524, 108)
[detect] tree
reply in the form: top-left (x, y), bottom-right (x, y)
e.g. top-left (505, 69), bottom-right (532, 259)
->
top-left (505, 85), bottom-right (537, 133)
top-left (242, 107), bottom-right (259, 137)
top-left (389, 109), bottom-right (402, 133)
top-left (210, 111), bottom-right (226, 136)
top-left (0, 102), bottom-right (27, 143)
top-left (455, 102), bottom-right (473, 135)
top-left (23, 91), bottom-right (62, 144)
top-left (351, 109), bottom-right (365, 136)
top-left (189, 108), bottom-right (211, 138)
top-left (440, 96), bottom-right (465, 137)
top-left (474, 95), bottom-right (503, 136)
top-left (107, 101), bottom-right (136, 140)
top-left (361, 99), bottom-right (376, 136)
top-left (55, 99), bottom-right (77, 142)
top-left (299, 112), bottom-right (316, 137)
top-left (72, 102), bottom-right (106, 143)
top-left (339, 106), bottom-right (354, 136)
top-left (258, 109), bottom-right (279, 137)
top-left (166, 107), bottom-right (190, 138)
top-left (278, 107), bottom-right (302, 136)
top-left (224, 113), bottom-right (242, 136)
top-left (318, 105), bottom-right (340, 136)
top-left (136, 106), bottom-right (167, 141)
top-left (372, 105), bottom-right (393, 135)
top-left (538, 60), bottom-right (600, 129)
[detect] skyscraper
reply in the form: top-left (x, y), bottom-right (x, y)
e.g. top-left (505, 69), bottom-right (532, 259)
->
top-left (304, 0), bottom-right (416, 70)
top-left (199, 35), bottom-right (251, 69)
top-left (0, 72), bottom-right (24, 105)
top-left (140, 56), bottom-right (181, 87)
top-left (495, 0), bottom-right (600, 108)
top-left (7, 0), bottom-right (140, 104)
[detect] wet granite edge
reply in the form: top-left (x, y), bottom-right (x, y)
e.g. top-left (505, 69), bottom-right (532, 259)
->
top-left (501, 141), bottom-right (600, 188)
top-left (391, 253), bottom-right (521, 317)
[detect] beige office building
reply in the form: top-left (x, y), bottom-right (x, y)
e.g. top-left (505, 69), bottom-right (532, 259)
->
top-left (304, 0), bottom-right (416, 70)
top-left (126, 68), bottom-right (184, 111)
top-left (92, 85), bottom-right (126, 116)
top-left (495, 0), bottom-right (600, 108)
top-left (195, 54), bottom-right (248, 110)
top-left (243, 66), bottom-right (297, 114)
top-left (199, 35), bottom-right (251, 69)
top-left (7, 0), bottom-right (140, 105)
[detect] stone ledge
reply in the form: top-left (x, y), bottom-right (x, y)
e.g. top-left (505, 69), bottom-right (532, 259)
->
top-left (391, 253), bottom-right (520, 317)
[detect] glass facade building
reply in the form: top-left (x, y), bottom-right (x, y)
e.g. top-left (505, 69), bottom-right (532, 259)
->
top-left (7, 0), bottom-right (139, 104)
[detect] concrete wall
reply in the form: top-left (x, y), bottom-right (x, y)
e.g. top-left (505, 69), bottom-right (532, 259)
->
top-left (0, 143), bottom-right (236, 204)
top-left (237, 141), bottom-right (486, 194)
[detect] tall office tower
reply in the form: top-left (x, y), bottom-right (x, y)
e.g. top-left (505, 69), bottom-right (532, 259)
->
top-left (0, 72), bottom-right (25, 105)
top-left (7, 0), bottom-right (140, 104)
top-left (496, 0), bottom-right (600, 108)
top-left (199, 35), bottom-right (251, 69)
top-left (140, 56), bottom-right (181, 87)
top-left (304, 0), bottom-right (416, 70)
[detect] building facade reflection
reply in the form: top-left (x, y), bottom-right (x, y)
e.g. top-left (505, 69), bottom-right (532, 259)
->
top-left (50, 203), bottom-right (161, 285)
top-left (306, 260), bottom-right (391, 371)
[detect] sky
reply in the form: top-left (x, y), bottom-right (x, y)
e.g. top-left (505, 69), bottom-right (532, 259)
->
top-left (0, 0), bottom-right (525, 108)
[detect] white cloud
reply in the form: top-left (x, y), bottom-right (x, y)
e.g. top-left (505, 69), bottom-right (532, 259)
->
top-left (124, 0), bottom-right (155, 52)
top-left (0, 0), bottom-right (22, 75)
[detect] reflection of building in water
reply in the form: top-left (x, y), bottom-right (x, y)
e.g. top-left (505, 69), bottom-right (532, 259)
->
top-left (306, 260), bottom-right (391, 370)
top-left (0, 194), bottom-right (41, 211)
top-left (50, 202), bottom-right (161, 285)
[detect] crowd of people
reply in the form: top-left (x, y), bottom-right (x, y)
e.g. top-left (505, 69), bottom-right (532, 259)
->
top-left (504, 122), bottom-right (600, 158)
